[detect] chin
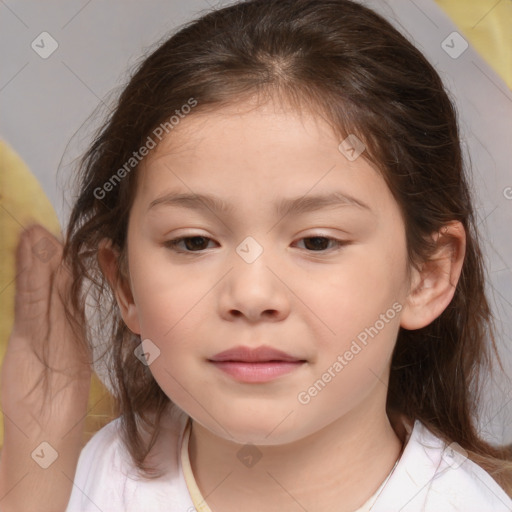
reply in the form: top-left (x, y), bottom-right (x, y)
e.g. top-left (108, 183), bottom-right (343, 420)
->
top-left (207, 412), bottom-right (305, 446)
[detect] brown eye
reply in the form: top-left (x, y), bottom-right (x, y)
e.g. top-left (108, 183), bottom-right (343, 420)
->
top-left (164, 236), bottom-right (215, 253)
top-left (303, 237), bottom-right (330, 251)
top-left (296, 236), bottom-right (347, 252)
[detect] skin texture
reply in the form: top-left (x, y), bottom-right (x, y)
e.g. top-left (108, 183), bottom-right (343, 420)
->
top-left (99, 97), bottom-right (466, 512)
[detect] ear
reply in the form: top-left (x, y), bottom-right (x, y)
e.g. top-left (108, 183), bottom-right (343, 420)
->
top-left (97, 238), bottom-right (141, 335)
top-left (400, 221), bottom-right (466, 330)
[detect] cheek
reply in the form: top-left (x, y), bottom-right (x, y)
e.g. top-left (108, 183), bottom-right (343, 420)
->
top-left (127, 244), bottom-right (215, 390)
top-left (128, 244), bottom-right (211, 339)
top-left (302, 249), bottom-right (406, 349)
top-left (297, 311), bottom-right (401, 426)
top-left (296, 242), bottom-right (405, 406)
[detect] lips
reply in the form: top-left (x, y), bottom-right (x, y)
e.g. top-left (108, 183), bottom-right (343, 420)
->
top-left (208, 346), bottom-right (306, 383)
top-left (209, 345), bottom-right (304, 363)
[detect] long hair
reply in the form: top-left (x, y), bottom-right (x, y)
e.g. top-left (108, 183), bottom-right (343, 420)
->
top-left (63, 0), bottom-right (512, 493)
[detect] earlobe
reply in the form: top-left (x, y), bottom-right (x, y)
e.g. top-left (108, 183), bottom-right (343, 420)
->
top-left (400, 221), bottom-right (466, 330)
top-left (97, 238), bottom-right (141, 335)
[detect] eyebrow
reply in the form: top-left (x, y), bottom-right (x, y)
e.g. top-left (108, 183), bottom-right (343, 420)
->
top-left (147, 190), bottom-right (372, 217)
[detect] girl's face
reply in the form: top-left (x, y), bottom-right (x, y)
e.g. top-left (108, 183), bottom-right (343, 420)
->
top-left (121, 98), bottom-right (412, 444)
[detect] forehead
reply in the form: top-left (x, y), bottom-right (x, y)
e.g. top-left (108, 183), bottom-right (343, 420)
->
top-left (147, 98), bottom-right (337, 161)
top-left (136, 99), bottom-right (392, 216)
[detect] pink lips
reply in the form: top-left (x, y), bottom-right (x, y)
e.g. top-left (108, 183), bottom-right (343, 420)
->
top-left (208, 346), bottom-right (306, 383)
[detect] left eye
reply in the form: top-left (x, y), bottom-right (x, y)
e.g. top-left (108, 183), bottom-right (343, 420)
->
top-left (294, 236), bottom-right (347, 252)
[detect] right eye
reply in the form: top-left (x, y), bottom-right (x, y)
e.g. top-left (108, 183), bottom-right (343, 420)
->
top-left (163, 236), bottom-right (217, 254)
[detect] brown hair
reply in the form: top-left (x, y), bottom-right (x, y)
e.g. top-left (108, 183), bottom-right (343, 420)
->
top-left (63, 0), bottom-right (512, 494)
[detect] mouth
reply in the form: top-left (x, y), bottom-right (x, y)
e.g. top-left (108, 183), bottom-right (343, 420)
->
top-left (208, 345), bottom-right (307, 383)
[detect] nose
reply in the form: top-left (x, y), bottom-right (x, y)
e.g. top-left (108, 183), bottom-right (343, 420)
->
top-left (217, 251), bottom-right (291, 323)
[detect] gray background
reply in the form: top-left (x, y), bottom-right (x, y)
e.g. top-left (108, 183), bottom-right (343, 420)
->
top-left (1, 0), bottom-right (511, 444)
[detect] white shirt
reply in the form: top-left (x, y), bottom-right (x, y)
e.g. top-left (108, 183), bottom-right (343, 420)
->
top-left (66, 408), bottom-right (512, 512)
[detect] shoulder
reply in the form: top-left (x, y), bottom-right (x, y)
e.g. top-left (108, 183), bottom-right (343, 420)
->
top-left (374, 420), bottom-right (512, 512)
top-left (66, 407), bottom-right (195, 512)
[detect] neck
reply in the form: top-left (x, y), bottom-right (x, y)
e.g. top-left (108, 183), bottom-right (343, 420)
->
top-left (188, 389), bottom-right (404, 512)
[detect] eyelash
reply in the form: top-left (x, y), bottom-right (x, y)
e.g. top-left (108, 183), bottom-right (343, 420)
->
top-left (163, 235), bottom-right (349, 255)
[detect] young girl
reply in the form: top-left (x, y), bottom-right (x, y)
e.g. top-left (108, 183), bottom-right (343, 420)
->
top-left (59, 0), bottom-right (512, 510)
